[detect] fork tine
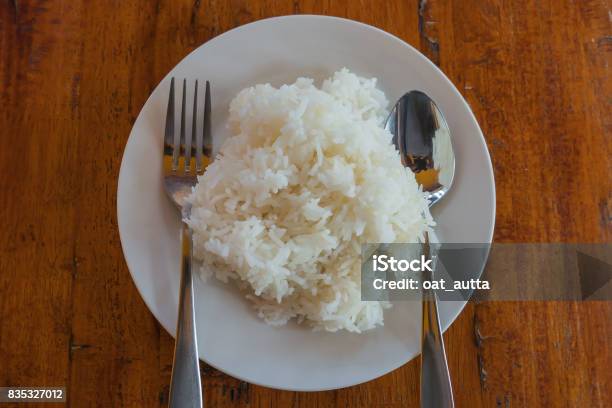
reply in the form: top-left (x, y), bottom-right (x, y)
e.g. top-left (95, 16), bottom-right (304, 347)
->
top-left (177, 79), bottom-right (187, 172)
top-left (197, 80), bottom-right (211, 174)
top-left (164, 78), bottom-right (175, 160)
top-left (204, 81), bottom-right (211, 156)
top-left (188, 80), bottom-right (198, 173)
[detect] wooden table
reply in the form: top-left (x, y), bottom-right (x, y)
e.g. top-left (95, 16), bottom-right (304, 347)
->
top-left (1, 1), bottom-right (610, 406)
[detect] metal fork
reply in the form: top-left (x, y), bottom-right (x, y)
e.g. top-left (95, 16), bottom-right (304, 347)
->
top-left (163, 77), bottom-right (211, 408)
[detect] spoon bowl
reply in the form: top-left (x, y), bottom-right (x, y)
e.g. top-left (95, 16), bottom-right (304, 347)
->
top-left (385, 91), bottom-right (455, 207)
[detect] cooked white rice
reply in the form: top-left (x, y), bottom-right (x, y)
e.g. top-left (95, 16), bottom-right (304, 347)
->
top-left (187, 69), bottom-right (433, 332)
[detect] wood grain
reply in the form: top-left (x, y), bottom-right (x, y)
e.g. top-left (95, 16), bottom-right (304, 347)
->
top-left (0, 0), bottom-right (610, 407)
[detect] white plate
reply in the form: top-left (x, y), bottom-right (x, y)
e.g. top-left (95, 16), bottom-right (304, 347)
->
top-left (117, 15), bottom-right (495, 391)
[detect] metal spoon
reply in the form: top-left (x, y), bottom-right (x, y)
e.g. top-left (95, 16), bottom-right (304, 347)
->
top-left (384, 91), bottom-right (455, 408)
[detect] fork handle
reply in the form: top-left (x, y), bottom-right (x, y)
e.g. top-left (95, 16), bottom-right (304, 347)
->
top-left (169, 222), bottom-right (203, 408)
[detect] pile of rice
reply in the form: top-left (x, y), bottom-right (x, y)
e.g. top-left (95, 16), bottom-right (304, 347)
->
top-left (187, 69), bottom-right (433, 332)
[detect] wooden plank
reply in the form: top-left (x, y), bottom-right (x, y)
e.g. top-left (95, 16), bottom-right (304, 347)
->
top-left (66, 2), bottom-right (171, 406)
top-left (0, 2), bottom-right (81, 407)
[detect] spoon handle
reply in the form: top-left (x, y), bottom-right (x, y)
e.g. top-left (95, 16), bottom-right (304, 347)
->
top-left (421, 235), bottom-right (454, 408)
